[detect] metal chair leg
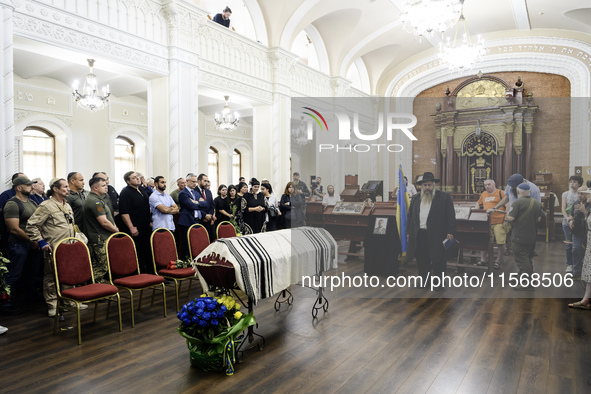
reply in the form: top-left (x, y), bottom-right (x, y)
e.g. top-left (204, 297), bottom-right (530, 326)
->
top-left (150, 288), bottom-right (156, 307)
top-left (174, 279), bottom-right (180, 311)
top-left (162, 283), bottom-right (167, 317)
top-left (187, 278), bottom-right (192, 296)
top-left (128, 289), bottom-right (135, 328)
top-left (93, 301), bottom-right (99, 323)
top-left (116, 293), bottom-right (122, 332)
top-left (76, 303), bottom-right (82, 345)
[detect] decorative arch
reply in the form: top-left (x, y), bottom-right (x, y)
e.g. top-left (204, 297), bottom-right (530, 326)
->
top-left (303, 24), bottom-right (329, 74)
top-left (385, 36), bottom-right (591, 181)
top-left (243, 0), bottom-right (268, 45)
top-left (279, 0), bottom-right (321, 49)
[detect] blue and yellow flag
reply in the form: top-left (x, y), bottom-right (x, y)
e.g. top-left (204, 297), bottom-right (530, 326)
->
top-left (396, 166), bottom-right (410, 263)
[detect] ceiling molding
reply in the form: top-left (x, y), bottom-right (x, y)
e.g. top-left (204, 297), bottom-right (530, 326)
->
top-left (510, 0), bottom-right (531, 30)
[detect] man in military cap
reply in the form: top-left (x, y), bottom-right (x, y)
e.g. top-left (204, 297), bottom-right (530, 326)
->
top-left (84, 176), bottom-right (118, 283)
top-left (0, 176), bottom-right (40, 315)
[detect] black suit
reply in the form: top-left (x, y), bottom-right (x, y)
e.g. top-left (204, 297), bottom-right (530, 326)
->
top-left (406, 190), bottom-right (456, 282)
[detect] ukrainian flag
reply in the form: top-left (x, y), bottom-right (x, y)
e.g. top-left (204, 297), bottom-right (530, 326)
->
top-left (396, 166), bottom-right (410, 263)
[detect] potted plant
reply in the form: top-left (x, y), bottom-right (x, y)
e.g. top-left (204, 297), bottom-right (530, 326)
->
top-left (177, 294), bottom-right (255, 375)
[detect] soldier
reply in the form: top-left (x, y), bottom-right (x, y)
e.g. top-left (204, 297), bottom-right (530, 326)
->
top-left (84, 177), bottom-right (118, 283)
top-left (66, 172), bottom-right (86, 233)
top-left (26, 178), bottom-right (87, 317)
top-left (0, 176), bottom-right (39, 315)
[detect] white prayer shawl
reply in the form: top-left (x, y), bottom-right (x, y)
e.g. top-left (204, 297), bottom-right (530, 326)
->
top-left (193, 227), bottom-right (338, 304)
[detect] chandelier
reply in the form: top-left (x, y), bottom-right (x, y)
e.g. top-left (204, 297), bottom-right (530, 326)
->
top-left (214, 96), bottom-right (240, 132)
top-left (291, 116), bottom-right (311, 146)
top-left (72, 59), bottom-right (110, 111)
top-left (400, 0), bottom-right (461, 39)
top-left (438, 0), bottom-right (486, 71)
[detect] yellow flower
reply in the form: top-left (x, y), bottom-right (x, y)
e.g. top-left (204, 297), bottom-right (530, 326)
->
top-left (228, 300), bottom-right (235, 309)
top-left (234, 304), bottom-right (241, 311)
top-left (200, 294), bottom-right (207, 298)
top-left (217, 298), bottom-right (223, 304)
top-left (234, 311), bottom-right (243, 320)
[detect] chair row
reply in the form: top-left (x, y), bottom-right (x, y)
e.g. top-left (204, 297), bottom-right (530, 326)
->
top-left (52, 222), bottom-right (238, 344)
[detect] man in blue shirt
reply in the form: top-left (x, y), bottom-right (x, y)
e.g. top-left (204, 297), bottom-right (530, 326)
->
top-left (149, 176), bottom-right (179, 232)
top-left (212, 7), bottom-right (232, 28)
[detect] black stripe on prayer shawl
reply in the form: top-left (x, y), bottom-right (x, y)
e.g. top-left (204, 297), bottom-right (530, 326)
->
top-left (239, 236), bottom-right (274, 299)
top-left (217, 239), bottom-right (255, 301)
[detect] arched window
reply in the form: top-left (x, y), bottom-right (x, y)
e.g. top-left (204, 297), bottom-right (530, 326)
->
top-left (233, 149), bottom-right (242, 183)
top-left (114, 136), bottom-right (135, 192)
top-left (22, 127), bottom-right (55, 184)
top-left (208, 147), bottom-right (219, 192)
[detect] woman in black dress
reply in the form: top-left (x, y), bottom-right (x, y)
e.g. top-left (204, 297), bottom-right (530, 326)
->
top-left (244, 178), bottom-right (267, 233)
top-left (213, 184), bottom-right (228, 232)
top-left (279, 182), bottom-right (293, 229)
top-left (234, 182), bottom-right (251, 234)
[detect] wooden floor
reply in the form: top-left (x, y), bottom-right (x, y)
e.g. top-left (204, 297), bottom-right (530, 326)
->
top-left (1, 239), bottom-right (590, 393)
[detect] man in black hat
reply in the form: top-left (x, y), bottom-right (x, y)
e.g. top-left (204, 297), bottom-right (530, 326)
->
top-left (406, 172), bottom-right (456, 289)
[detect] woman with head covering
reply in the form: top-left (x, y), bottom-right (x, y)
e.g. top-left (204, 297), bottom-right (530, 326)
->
top-left (244, 178), bottom-right (267, 233)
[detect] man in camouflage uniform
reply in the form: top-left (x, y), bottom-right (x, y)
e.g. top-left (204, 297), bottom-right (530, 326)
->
top-left (66, 172), bottom-right (86, 233)
top-left (26, 178), bottom-right (84, 317)
top-left (84, 177), bottom-right (118, 283)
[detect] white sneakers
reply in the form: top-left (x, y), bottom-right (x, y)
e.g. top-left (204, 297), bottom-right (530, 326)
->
top-left (0, 325), bottom-right (7, 335)
top-left (566, 265), bottom-right (573, 273)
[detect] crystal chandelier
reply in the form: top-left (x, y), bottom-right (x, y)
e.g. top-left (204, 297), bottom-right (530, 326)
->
top-left (439, 0), bottom-right (486, 71)
top-left (72, 59), bottom-right (110, 111)
top-left (291, 116), bottom-right (310, 146)
top-left (215, 96), bottom-right (240, 132)
top-left (401, 0), bottom-right (461, 39)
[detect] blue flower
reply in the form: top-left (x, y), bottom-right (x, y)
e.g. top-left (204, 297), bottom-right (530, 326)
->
top-left (195, 308), bottom-right (204, 317)
top-left (202, 311), bottom-right (211, 321)
top-left (198, 319), bottom-right (208, 327)
top-left (182, 318), bottom-right (191, 325)
top-left (206, 302), bottom-right (216, 311)
top-left (181, 312), bottom-right (189, 320)
top-left (195, 301), bottom-right (205, 309)
top-left (187, 305), bottom-right (196, 313)
top-left (211, 319), bottom-right (219, 326)
top-left (217, 310), bottom-right (225, 318)
top-left (192, 316), bottom-right (200, 324)
top-left (220, 305), bottom-right (227, 312)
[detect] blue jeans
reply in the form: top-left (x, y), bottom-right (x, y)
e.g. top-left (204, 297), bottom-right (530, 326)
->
top-left (572, 232), bottom-right (586, 277)
top-left (562, 222), bottom-right (573, 266)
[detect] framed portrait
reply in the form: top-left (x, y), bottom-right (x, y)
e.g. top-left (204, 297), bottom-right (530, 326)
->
top-left (332, 201), bottom-right (365, 215)
top-left (373, 217), bottom-right (388, 235)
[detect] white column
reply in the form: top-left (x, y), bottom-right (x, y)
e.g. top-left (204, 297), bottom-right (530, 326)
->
top-left (0, 4), bottom-right (14, 189)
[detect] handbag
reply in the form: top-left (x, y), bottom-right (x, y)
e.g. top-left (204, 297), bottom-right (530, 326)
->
top-left (73, 225), bottom-right (88, 244)
top-left (268, 206), bottom-right (278, 218)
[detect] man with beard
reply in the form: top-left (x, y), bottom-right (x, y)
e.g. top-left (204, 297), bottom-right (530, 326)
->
top-left (0, 177), bottom-right (40, 314)
top-left (322, 185), bottom-right (340, 206)
top-left (406, 172), bottom-right (456, 289)
top-left (66, 172), bottom-right (86, 233)
top-left (149, 176), bottom-right (179, 232)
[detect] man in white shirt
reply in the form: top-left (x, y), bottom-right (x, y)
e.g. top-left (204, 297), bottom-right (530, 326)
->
top-left (322, 185), bottom-right (340, 206)
top-left (149, 176), bottom-right (179, 231)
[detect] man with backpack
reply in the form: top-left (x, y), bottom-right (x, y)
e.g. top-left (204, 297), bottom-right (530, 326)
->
top-left (0, 176), bottom-right (40, 315)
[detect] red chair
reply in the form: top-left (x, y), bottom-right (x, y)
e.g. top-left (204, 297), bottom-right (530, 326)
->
top-left (150, 228), bottom-right (196, 311)
top-left (188, 224), bottom-right (210, 259)
top-left (53, 237), bottom-right (122, 345)
top-left (106, 232), bottom-right (166, 327)
top-left (216, 221), bottom-right (237, 239)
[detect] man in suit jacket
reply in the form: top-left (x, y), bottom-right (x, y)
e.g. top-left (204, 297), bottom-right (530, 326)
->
top-left (194, 174), bottom-right (215, 240)
top-left (177, 174), bottom-right (203, 258)
top-left (406, 172), bottom-right (456, 289)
